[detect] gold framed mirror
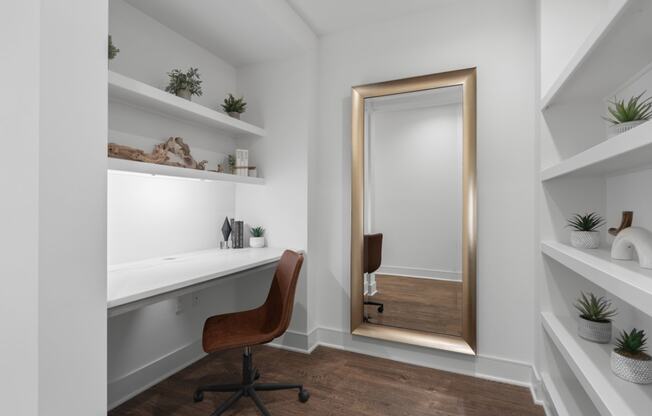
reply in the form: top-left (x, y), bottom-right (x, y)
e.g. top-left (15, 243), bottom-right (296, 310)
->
top-left (350, 68), bottom-right (477, 355)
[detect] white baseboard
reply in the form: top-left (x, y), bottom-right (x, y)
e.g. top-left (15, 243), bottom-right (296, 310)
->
top-left (377, 265), bottom-right (462, 281)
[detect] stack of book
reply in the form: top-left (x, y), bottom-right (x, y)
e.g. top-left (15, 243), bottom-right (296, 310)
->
top-left (230, 219), bottom-right (244, 248)
top-left (235, 149), bottom-right (249, 177)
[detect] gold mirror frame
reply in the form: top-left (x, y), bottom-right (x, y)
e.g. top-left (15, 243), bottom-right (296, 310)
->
top-left (350, 68), bottom-right (477, 355)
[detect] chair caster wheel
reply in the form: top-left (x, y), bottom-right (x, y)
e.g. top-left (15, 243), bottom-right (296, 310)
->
top-left (378, 305), bottom-right (384, 313)
top-left (193, 390), bottom-right (204, 403)
top-left (298, 388), bottom-right (310, 403)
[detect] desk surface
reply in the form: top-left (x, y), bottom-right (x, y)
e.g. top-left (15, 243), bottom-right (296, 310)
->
top-left (108, 247), bottom-right (285, 309)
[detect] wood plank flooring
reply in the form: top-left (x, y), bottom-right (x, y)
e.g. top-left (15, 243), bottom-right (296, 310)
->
top-left (365, 275), bottom-right (463, 336)
top-left (109, 346), bottom-right (544, 416)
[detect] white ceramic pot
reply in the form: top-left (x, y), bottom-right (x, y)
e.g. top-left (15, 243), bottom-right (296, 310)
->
top-left (570, 231), bottom-right (600, 249)
top-left (577, 317), bottom-right (611, 343)
top-left (608, 120), bottom-right (646, 138)
top-left (249, 236), bottom-right (265, 248)
top-left (176, 88), bottom-right (192, 100)
top-left (611, 350), bottom-right (652, 384)
top-left (228, 112), bottom-right (241, 119)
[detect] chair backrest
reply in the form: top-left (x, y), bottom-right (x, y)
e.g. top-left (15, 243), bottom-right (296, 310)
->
top-left (263, 250), bottom-right (304, 338)
top-left (364, 233), bottom-right (383, 274)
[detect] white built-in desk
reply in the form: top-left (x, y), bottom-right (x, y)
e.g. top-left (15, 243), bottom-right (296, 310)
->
top-left (108, 247), bottom-right (285, 317)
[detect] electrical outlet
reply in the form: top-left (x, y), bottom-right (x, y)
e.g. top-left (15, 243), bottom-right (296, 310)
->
top-left (192, 294), bottom-right (200, 307)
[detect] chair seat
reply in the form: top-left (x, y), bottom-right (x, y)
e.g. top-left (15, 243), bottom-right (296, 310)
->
top-left (202, 307), bottom-right (277, 353)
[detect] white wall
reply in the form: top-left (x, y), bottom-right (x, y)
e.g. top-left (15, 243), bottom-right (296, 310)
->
top-left (312, 0), bottom-right (537, 372)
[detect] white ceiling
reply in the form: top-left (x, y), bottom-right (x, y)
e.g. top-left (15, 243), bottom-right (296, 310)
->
top-left (286, 0), bottom-right (458, 36)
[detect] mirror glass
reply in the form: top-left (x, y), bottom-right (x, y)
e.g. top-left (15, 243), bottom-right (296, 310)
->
top-left (363, 85), bottom-right (463, 336)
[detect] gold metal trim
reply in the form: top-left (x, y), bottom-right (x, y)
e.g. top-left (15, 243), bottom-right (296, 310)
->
top-left (350, 68), bottom-right (477, 355)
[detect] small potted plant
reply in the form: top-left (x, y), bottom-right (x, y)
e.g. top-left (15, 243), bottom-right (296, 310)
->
top-left (611, 328), bottom-right (652, 384)
top-left (108, 35), bottom-right (120, 60)
top-left (574, 292), bottom-right (616, 343)
top-left (249, 226), bottom-right (265, 248)
top-left (222, 93), bottom-right (247, 119)
top-left (165, 68), bottom-right (203, 101)
top-left (604, 91), bottom-right (652, 137)
top-left (567, 212), bottom-right (605, 249)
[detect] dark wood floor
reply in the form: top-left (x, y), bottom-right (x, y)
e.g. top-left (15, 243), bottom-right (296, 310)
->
top-left (365, 275), bottom-right (463, 336)
top-left (109, 346), bottom-right (544, 416)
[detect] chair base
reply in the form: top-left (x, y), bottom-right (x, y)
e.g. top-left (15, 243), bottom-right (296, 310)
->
top-left (194, 347), bottom-right (309, 416)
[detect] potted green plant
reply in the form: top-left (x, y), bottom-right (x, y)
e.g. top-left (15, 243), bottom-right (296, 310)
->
top-left (611, 328), bottom-right (652, 384)
top-left (165, 68), bottom-right (203, 101)
top-left (108, 35), bottom-right (119, 60)
top-left (222, 94), bottom-right (247, 119)
top-left (604, 92), bottom-right (652, 137)
top-left (249, 226), bottom-right (265, 248)
top-left (567, 212), bottom-right (605, 249)
top-left (574, 292), bottom-right (616, 343)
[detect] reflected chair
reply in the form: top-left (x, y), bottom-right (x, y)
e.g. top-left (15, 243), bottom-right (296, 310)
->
top-left (194, 250), bottom-right (309, 415)
top-left (364, 233), bottom-right (384, 314)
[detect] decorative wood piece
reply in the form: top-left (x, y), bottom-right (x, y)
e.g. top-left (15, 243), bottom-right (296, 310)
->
top-left (108, 137), bottom-right (207, 170)
top-left (609, 211), bottom-right (633, 236)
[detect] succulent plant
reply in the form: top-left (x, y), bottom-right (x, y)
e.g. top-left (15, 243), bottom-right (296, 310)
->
top-left (567, 212), bottom-right (605, 232)
top-left (165, 67), bottom-right (203, 97)
top-left (222, 93), bottom-right (247, 114)
top-left (604, 92), bottom-right (652, 125)
top-left (574, 292), bottom-right (616, 323)
top-left (250, 226), bottom-right (265, 238)
top-left (615, 328), bottom-right (649, 359)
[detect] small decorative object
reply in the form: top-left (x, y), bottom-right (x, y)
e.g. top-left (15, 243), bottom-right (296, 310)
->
top-left (221, 93), bottom-right (247, 119)
top-left (611, 328), bottom-right (652, 384)
top-left (574, 292), bottom-right (616, 343)
top-left (108, 35), bottom-right (120, 60)
top-left (567, 212), bottom-right (605, 249)
top-left (216, 164), bottom-right (224, 173)
top-left (227, 155), bottom-right (236, 174)
top-left (249, 226), bottom-right (265, 248)
top-left (604, 92), bottom-right (652, 138)
top-left (248, 167), bottom-right (257, 177)
top-left (221, 216), bottom-right (232, 243)
top-left (611, 226), bottom-right (652, 269)
top-left (165, 68), bottom-right (203, 100)
top-left (608, 211), bottom-right (633, 236)
top-left (231, 220), bottom-right (244, 249)
top-left (235, 149), bottom-right (249, 176)
top-left (108, 137), bottom-right (207, 170)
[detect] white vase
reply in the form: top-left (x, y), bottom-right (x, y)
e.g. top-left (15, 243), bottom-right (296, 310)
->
top-left (611, 226), bottom-right (652, 269)
top-left (570, 231), bottom-right (600, 249)
top-left (577, 317), bottom-right (611, 343)
top-left (228, 112), bottom-right (241, 119)
top-left (608, 120), bottom-right (646, 138)
top-left (611, 350), bottom-right (652, 384)
top-left (249, 236), bottom-right (265, 248)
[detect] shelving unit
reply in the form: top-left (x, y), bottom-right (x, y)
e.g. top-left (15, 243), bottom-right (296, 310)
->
top-left (107, 158), bottom-right (265, 185)
top-left (540, 371), bottom-right (596, 416)
top-left (108, 71), bottom-right (266, 138)
top-left (541, 241), bottom-right (652, 317)
top-left (541, 313), bottom-right (652, 416)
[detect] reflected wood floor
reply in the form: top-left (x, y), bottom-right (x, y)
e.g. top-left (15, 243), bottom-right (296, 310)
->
top-left (109, 346), bottom-right (544, 416)
top-left (365, 275), bottom-right (463, 336)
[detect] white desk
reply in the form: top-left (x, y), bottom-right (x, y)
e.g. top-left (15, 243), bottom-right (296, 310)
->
top-left (108, 247), bottom-right (285, 317)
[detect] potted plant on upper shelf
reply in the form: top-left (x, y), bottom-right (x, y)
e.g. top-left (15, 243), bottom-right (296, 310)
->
top-left (165, 67), bottom-right (203, 101)
top-left (249, 226), bottom-right (265, 248)
top-left (108, 35), bottom-right (119, 60)
top-left (574, 292), bottom-right (616, 343)
top-left (611, 328), bottom-right (652, 384)
top-left (222, 93), bottom-right (247, 119)
top-left (567, 212), bottom-right (605, 249)
top-left (604, 91), bottom-right (652, 138)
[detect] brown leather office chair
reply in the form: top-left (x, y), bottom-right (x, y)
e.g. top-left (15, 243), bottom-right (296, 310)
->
top-left (364, 233), bottom-right (384, 314)
top-left (194, 250), bottom-right (309, 415)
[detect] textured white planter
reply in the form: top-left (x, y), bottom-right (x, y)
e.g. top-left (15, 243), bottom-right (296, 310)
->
top-left (570, 231), bottom-right (600, 249)
top-left (611, 351), bottom-right (652, 384)
top-left (608, 120), bottom-right (646, 138)
top-left (577, 317), bottom-right (611, 343)
top-left (249, 236), bottom-right (265, 248)
top-left (176, 88), bottom-right (192, 100)
top-left (228, 112), bottom-right (241, 119)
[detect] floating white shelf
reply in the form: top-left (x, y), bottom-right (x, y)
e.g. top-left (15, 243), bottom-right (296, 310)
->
top-left (108, 71), bottom-right (266, 138)
top-left (107, 158), bottom-right (265, 185)
top-left (542, 312), bottom-right (652, 416)
top-left (541, 241), bottom-right (652, 317)
top-left (541, 121), bottom-right (652, 181)
top-left (541, 371), bottom-right (596, 416)
top-left (541, 0), bottom-right (652, 109)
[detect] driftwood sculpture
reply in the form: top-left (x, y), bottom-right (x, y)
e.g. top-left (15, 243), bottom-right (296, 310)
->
top-left (108, 137), bottom-right (207, 170)
top-left (609, 211), bottom-right (633, 236)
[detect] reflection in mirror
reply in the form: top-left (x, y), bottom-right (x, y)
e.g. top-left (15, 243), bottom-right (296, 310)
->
top-left (363, 86), bottom-right (463, 336)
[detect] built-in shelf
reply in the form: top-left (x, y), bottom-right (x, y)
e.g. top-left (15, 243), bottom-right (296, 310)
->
top-left (542, 312), bottom-right (652, 416)
top-left (541, 121), bottom-right (652, 181)
top-left (108, 71), bottom-right (266, 138)
top-left (107, 158), bottom-right (265, 185)
top-left (541, 241), bottom-right (652, 317)
top-left (541, 0), bottom-right (652, 109)
top-left (541, 371), bottom-right (596, 416)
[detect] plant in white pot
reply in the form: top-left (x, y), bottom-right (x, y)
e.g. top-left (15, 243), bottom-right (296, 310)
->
top-left (604, 92), bottom-right (652, 138)
top-left (611, 328), bottom-right (652, 384)
top-left (222, 93), bottom-right (247, 119)
top-left (567, 212), bottom-right (605, 249)
top-left (574, 292), bottom-right (616, 343)
top-left (249, 226), bottom-right (265, 248)
top-left (165, 68), bottom-right (203, 101)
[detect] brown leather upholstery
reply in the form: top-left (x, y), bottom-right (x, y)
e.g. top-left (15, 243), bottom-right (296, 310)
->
top-left (364, 233), bottom-right (383, 274)
top-left (202, 250), bottom-right (304, 354)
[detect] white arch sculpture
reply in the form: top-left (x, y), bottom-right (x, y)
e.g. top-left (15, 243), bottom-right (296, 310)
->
top-left (611, 227), bottom-right (652, 269)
